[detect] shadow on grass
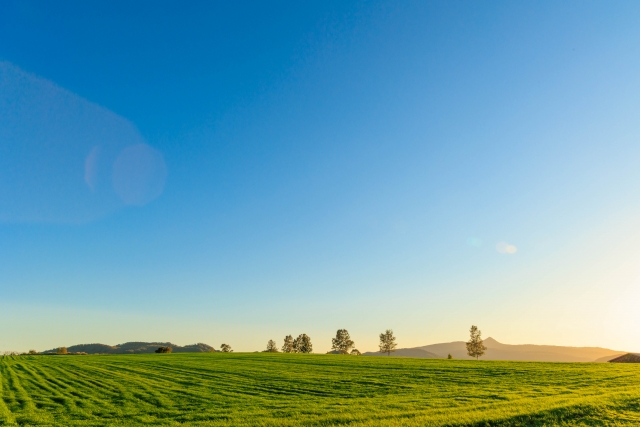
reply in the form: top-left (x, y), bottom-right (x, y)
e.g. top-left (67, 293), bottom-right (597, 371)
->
top-left (462, 399), bottom-right (640, 426)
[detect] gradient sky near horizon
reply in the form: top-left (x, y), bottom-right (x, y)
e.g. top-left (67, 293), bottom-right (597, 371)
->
top-left (2, 0), bottom-right (640, 353)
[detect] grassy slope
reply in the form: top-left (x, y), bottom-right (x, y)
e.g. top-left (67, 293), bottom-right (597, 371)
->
top-left (1, 353), bottom-right (639, 426)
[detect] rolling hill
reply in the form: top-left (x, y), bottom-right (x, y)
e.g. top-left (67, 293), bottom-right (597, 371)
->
top-left (364, 337), bottom-right (626, 362)
top-left (42, 342), bottom-right (215, 354)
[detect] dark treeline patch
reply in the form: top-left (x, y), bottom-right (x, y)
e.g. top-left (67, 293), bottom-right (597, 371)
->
top-left (41, 342), bottom-right (214, 354)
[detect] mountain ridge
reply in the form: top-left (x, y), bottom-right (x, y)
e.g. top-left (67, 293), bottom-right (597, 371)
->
top-left (364, 337), bottom-right (627, 362)
top-left (43, 342), bottom-right (215, 354)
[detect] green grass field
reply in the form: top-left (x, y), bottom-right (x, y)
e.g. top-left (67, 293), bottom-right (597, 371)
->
top-left (1, 353), bottom-right (639, 426)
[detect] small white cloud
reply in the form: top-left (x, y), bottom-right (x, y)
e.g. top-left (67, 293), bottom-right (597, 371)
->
top-left (496, 242), bottom-right (517, 254)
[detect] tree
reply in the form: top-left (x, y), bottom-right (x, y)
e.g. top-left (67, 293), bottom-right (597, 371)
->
top-left (379, 329), bottom-right (397, 356)
top-left (331, 329), bottom-right (355, 354)
top-left (28, 350), bottom-right (38, 355)
top-left (56, 347), bottom-right (68, 355)
top-left (293, 334), bottom-right (312, 353)
top-left (350, 349), bottom-right (361, 356)
top-left (220, 344), bottom-right (233, 353)
top-left (466, 325), bottom-right (487, 360)
top-left (447, 353), bottom-right (453, 359)
top-left (265, 340), bottom-right (279, 353)
top-left (282, 335), bottom-right (294, 353)
top-left (155, 346), bottom-right (172, 353)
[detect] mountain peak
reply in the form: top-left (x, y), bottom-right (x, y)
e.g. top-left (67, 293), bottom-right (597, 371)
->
top-left (414, 337), bottom-right (625, 362)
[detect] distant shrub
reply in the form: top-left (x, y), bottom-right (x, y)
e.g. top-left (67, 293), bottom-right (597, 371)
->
top-left (155, 346), bottom-right (172, 354)
top-left (56, 347), bottom-right (68, 355)
top-left (28, 350), bottom-right (38, 355)
top-left (220, 344), bottom-right (233, 353)
top-left (265, 340), bottom-right (279, 353)
top-left (447, 353), bottom-right (453, 359)
top-left (351, 349), bottom-right (361, 356)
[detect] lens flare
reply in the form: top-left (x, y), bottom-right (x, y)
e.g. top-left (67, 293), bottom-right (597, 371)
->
top-left (496, 242), bottom-right (517, 254)
top-left (0, 61), bottom-right (164, 222)
top-left (112, 144), bottom-right (167, 206)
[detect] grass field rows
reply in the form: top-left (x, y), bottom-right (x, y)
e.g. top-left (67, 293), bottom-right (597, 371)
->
top-left (1, 353), bottom-right (640, 426)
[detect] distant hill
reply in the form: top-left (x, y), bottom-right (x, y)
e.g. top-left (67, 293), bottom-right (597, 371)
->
top-left (364, 338), bottom-right (626, 362)
top-left (43, 342), bottom-right (215, 354)
top-left (594, 353), bottom-right (627, 363)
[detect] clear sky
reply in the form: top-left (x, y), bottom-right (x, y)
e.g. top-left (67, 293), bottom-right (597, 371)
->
top-left (1, 1), bottom-right (640, 353)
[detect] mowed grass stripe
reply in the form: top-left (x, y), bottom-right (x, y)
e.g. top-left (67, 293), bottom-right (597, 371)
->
top-left (60, 361), bottom-right (178, 407)
top-left (2, 353), bottom-right (640, 426)
top-left (51, 357), bottom-right (266, 421)
top-left (11, 359), bottom-right (113, 423)
top-left (0, 359), bottom-right (17, 425)
top-left (80, 359), bottom-right (242, 407)
top-left (3, 359), bottom-right (37, 413)
top-left (134, 359), bottom-right (353, 399)
top-left (10, 361), bottom-right (79, 413)
top-left (51, 360), bottom-right (184, 419)
top-left (43, 358), bottom-right (640, 424)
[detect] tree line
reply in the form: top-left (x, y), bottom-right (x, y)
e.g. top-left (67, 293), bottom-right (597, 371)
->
top-left (256, 325), bottom-right (487, 359)
top-left (158, 325), bottom-right (486, 357)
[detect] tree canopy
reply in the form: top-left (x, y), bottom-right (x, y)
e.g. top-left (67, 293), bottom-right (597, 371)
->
top-left (265, 340), bottom-right (279, 353)
top-left (379, 330), bottom-right (397, 356)
top-left (466, 325), bottom-right (487, 360)
top-left (293, 334), bottom-right (312, 353)
top-left (281, 335), bottom-right (294, 353)
top-left (331, 329), bottom-right (355, 354)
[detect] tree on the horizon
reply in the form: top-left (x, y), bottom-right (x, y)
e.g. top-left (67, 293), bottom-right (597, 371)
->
top-left (379, 330), bottom-right (397, 356)
top-left (293, 334), bottom-right (312, 353)
top-left (282, 335), bottom-right (294, 353)
top-left (265, 340), bottom-right (279, 353)
top-left (220, 344), bottom-right (233, 353)
top-left (56, 347), bottom-right (67, 355)
top-left (155, 346), bottom-right (172, 353)
top-left (351, 348), bottom-right (361, 356)
top-left (331, 329), bottom-right (355, 354)
top-left (447, 353), bottom-right (453, 359)
top-left (466, 325), bottom-right (487, 360)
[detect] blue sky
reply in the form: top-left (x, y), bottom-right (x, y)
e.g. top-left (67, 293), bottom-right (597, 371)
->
top-left (1, 1), bottom-right (640, 353)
